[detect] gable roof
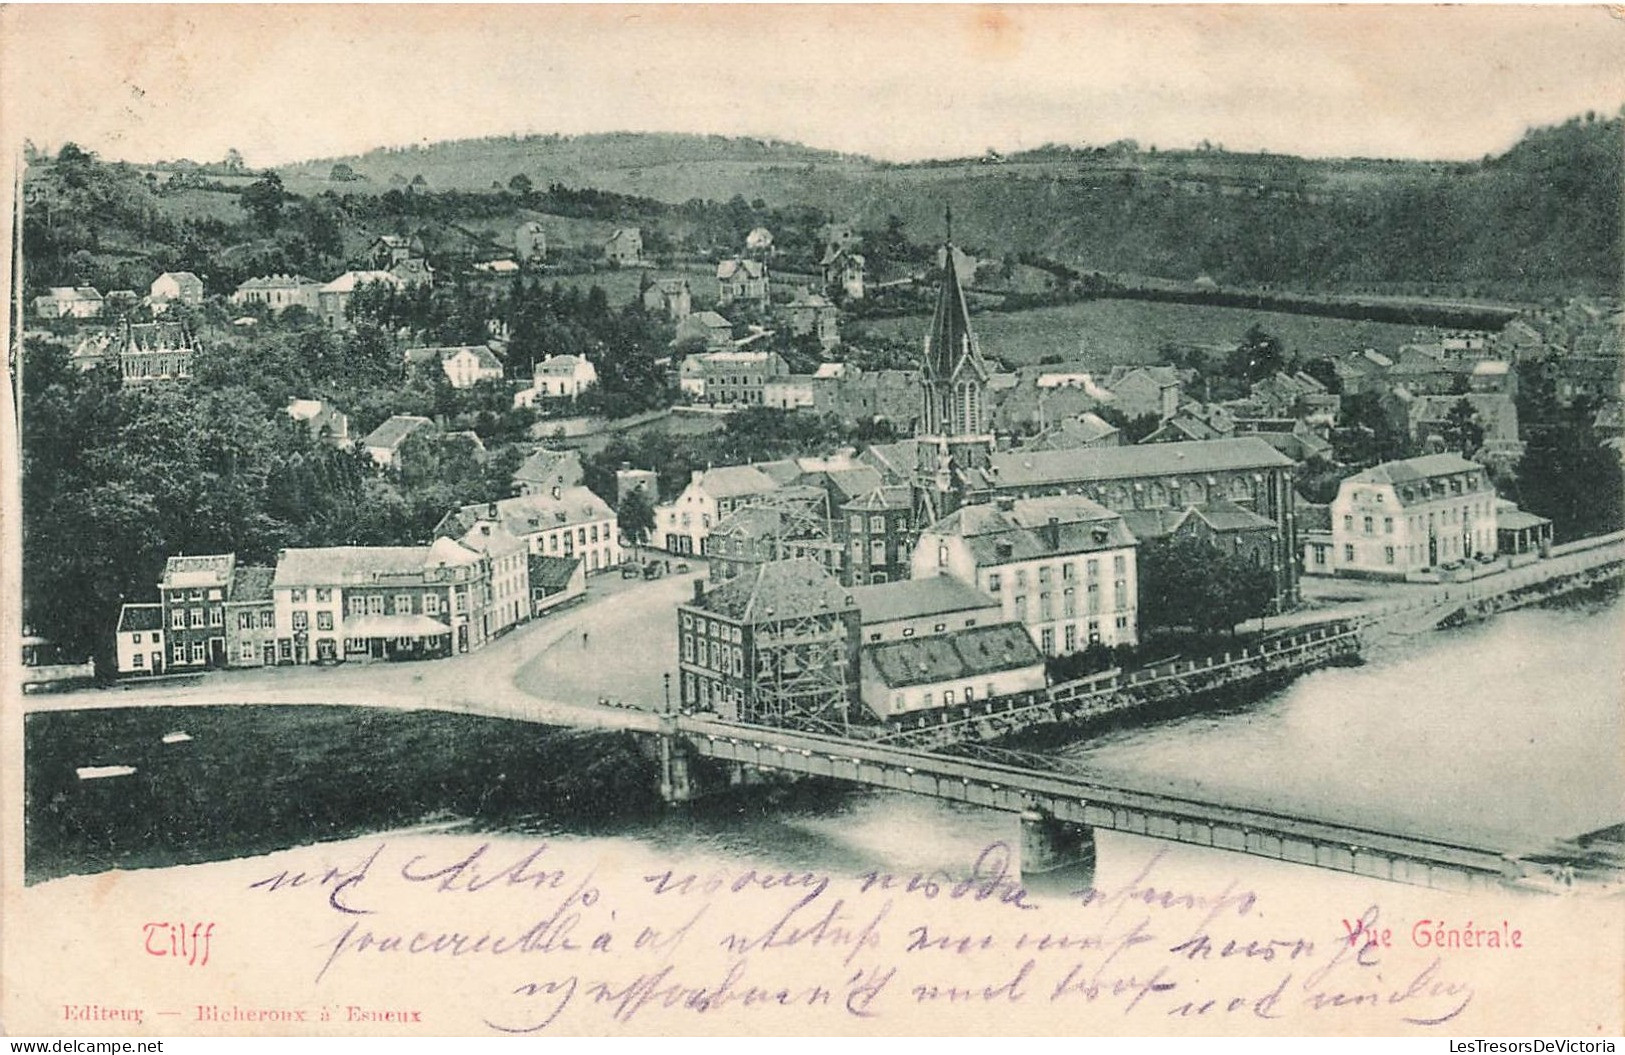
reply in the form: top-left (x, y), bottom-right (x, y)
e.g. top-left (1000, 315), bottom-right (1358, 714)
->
top-left (693, 464), bottom-right (782, 500)
top-left (227, 566), bottom-right (276, 604)
top-left (512, 447), bottom-right (581, 486)
top-left (273, 542), bottom-right (480, 588)
top-left (117, 603), bottom-right (164, 633)
top-left (862, 623), bottom-right (1043, 690)
top-left (980, 437), bottom-right (1292, 490)
top-left (928, 494), bottom-right (1135, 563)
top-left (1178, 499), bottom-right (1278, 534)
top-left (690, 558), bottom-right (853, 624)
top-left (717, 258), bottom-right (767, 281)
top-left (322, 271), bottom-right (400, 294)
top-left (529, 555), bottom-right (582, 590)
top-left (361, 415), bottom-right (435, 452)
top-left (161, 553), bottom-right (235, 588)
top-left (437, 487), bottom-right (614, 540)
top-left (850, 575), bottom-right (1000, 626)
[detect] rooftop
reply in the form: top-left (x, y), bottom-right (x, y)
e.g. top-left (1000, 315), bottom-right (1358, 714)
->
top-left (980, 437), bottom-right (1293, 489)
top-left (850, 575), bottom-right (1000, 626)
top-left (273, 540), bottom-right (480, 588)
top-left (117, 603), bottom-right (164, 633)
top-left (438, 487), bottom-right (614, 540)
top-left (693, 464), bottom-right (782, 500)
top-left (161, 553), bottom-right (235, 588)
top-left (361, 415), bottom-right (435, 452)
top-left (688, 558), bottom-right (854, 624)
top-left (228, 566), bottom-right (276, 604)
top-left (862, 623), bottom-right (1044, 690)
top-left (929, 494), bottom-right (1136, 563)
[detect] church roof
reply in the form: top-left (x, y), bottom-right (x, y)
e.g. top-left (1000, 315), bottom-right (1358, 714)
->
top-left (922, 240), bottom-right (989, 385)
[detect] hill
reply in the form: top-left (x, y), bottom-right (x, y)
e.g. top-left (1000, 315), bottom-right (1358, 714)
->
top-left (269, 117), bottom-right (1624, 299)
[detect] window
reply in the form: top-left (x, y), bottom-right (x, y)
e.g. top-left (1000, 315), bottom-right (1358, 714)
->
top-left (1063, 587), bottom-right (1076, 617)
top-left (1087, 582), bottom-right (1100, 614)
top-left (455, 592), bottom-right (467, 613)
top-left (578, 527), bottom-right (587, 544)
top-left (190, 641), bottom-right (205, 663)
top-left (1384, 546), bottom-right (1395, 565)
top-left (933, 623), bottom-right (946, 633)
top-left (1363, 516), bottom-right (1374, 535)
top-left (1041, 627), bottom-right (1055, 653)
top-left (1062, 563), bottom-right (1075, 581)
top-left (869, 632), bottom-right (881, 642)
top-left (132, 652), bottom-right (144, 668)
top-left (292, 611), bottom-right (308, 631)
top-left (591, 524), bottom-right (599, 542)
top-left (239, 641), bottom-right (254, 661)
top-left (1384, 517), bottom-right (1394, 534)
top-left (943, 690), bottom-right (955, 707)
top-left (279, 639), bottom-right (292, 660)
top-left (366, 595), bottom-right (384, 615)
top-left (1343, 515), bottom-right (1354, 532)
top-left (1039, 593), bottom-right (1053, 620)
top-left (849, 514), bottom-right (863, 532)
top-left (987, 573), bottom-right (1002, 593)
top-left (424, 594), bottom-right (440, 615)
top-left (207, 588), bottom-right (223, 601)
top-left (902, 627), bottom-right (915, 637)
top-left (851, 540), bottom-right (864, 562)
top-left (1016, 569), bottom-right (1028, 588)
top-left (1344, 544), bottom-right (1355, 562)
top-left (186, 608), bottom-right (202, 628)
top-left (316, 588), bottom-right (332, 603)
top-left (1087, 559), bottom-right (1099, 580)
top-left (291, 588), bottom-right (307, 603)
top-left (1113, 555), bottom-right (1126, 576)
top-left (259, 610), bottom-right (273, 629)
top-left (317, 611), bottom-right (334, 631)
top-left (923, 693), bottom-right (933, 709)
top-left (1039, 565), bottom-right (1053, 585)
top-left (1015, 596), bottom-right (1028, 620)
top-left (209, 608), bottom-right (223, 627)
top-left (189, 589), bottom-right (203, 602)
top-left (171, 609), bottom-right (186, 629)
top-left (937, 543), bottom-right (948, 567)
top-left (173, 642), bottom-right (186, 664)
top-left (870, 516), bottom-right (884, 533)
top-left (871, 540), bottom-right (886, 563)
top-left (394, 594), bottom-right (413, 615)
top-left (681, 634), bottom-right (694, 662)
top-left (1065, 624), bottom-right (1077, 652)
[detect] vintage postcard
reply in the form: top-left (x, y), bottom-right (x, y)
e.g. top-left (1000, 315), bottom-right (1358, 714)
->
top-left (2, 4), bottom-right (1622, 1038)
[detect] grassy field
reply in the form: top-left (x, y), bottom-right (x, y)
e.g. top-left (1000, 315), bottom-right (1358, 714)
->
top-left (862, 297), bottom-right (1451, 368)
top-left (24, 706), bottom-right (660, 883)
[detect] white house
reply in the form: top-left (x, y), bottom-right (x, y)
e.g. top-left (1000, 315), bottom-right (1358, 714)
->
top-left (654, 465), bottom-right (782, 555)
top-left (858, 623), bottom-right (1047, 720)
top-left (1327, 453), bottom-right (1498, 578)
top-left (404, 345), bottom-right (505, 389)
top-left (913, 494), bottom-right (1139, 656)
top-left (360, 415), bottom-right (436, 471)
top-left (34, 286), bottom-right (104, 319)
top-left (150, 271), bottom-right (204, 311)
top-left (437, 487), bottom-right (621, 574)
top-left (716, 258), bottom-right (769, 307)
top-left (231, 274), bottom-right (321, 313)
top-left (115, 603), bottom-right (165, 675)
top-left (515, 355), bottom-right (597, 406)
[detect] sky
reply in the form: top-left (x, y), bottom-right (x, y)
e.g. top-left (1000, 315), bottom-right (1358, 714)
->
top-left (2, 5), bottom-right (1623, 167)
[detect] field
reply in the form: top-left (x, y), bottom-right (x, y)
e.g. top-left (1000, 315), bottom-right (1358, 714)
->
top-left (862, 297), bottom-right (1453, 368)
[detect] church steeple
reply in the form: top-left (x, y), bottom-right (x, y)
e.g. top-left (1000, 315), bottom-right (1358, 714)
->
top-left (920, 206), bottom-right (990, 438)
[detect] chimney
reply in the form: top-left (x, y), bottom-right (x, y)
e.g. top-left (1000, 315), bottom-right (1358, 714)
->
top-left (693, 579), bottom-right (705, 602)
top-left (995, 496), bottom-right (1015, 513)
top-left (486, 502), bottom-right (497, 520)
top-left (1046, 516), bottom-right (1061, 550)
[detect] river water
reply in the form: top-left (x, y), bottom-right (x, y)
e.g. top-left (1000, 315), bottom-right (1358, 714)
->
top-left (600, 588), bottom-right (1624, 874)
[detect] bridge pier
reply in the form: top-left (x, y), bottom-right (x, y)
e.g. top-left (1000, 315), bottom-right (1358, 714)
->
top-left (1019, 809), bottom-right (1095, 875)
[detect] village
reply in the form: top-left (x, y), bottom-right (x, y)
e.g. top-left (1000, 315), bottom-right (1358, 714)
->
top-left (21, 149), bottom-right (1622, 728)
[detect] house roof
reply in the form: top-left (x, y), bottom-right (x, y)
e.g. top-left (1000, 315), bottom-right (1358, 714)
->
top-left (929, 494), bottom-right (1135, 563)
top-left (819, 465), bottom-right (885, 502)
top-left (361, 415), bottom-right (435, 452)
top-left (161, 553), bottom-right (235, 588)
top-left (155, 271), bottom-right (202, 286)
top-left (979, 437), bottom-right (1292, 490)
top-left (237, 273), bottom-right (317, 291)
top-left (529, 555), bottom-right (582, 590)
top-left (286, 398), bottom-right (335, 422)
top-left (118, 322), bottom-right (198, 354)
top-left (689, 558), bottom-right (853, 625)
top-left (535, 354), bottom-right (591, 376)
top-left (459, 518), bottom-right (529, 558)
top-left (862, 623), bottom-right (1043, 690)
top-left (512, 448), bottom-right (580, 485)
top-left (1024, 412), bottom-right (1121, 451)
top-left (117, 603), bottom-right (164, 633)
top-left (322, 271), bottom-right (400, 294)
top-left (850, 575), bottom-right (1000, 626)
top-left (841, 485), bottom-right (913, 513)
top-left (695, 464), bottom-right (782, 499)
top-left (860, 440), bottom-right (922, 484)
top-left (1497, 508), bottom-right (1551, 531)
top-left (813, 362), bottom-right (848, 380)
top-left (1179, 499), bottom-right (1278, 534)
top-left (1119, 508), bottom-right (1190, 541)
top-left (438, 487), bottom-right (613, 540)
top-left (788, 290), bottom-right (834, 309)
top-left (228, 566), bottom-right (276, 604)
top-left (717, 258), bottom-right (767, 281)
top-left (690, 311), bottom-right (732, 329)
top-left (1346, 454), bottom-right (1490, 507)
top-left (273, 541), bottom-right (480, 588)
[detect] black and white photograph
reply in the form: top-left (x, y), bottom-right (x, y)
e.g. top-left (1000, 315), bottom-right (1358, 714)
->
top-left (2, 4), bottom-right (1622, 1039)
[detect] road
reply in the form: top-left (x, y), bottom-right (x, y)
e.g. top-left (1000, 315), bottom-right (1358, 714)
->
top-left (22, 568), bottom-right (706, 733)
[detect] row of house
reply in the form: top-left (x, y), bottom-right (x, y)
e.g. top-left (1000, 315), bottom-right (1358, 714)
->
top-left (34, 271), bottom-right (204, 321)
top-left (114, 486), bottom-right (617, 675)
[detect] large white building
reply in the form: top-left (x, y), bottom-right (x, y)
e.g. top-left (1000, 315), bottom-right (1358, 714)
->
top-left (515, 354), bottom-right (597, 405)
top-left (437, 487), bottom-right (621, 573)
top-left (1327, 453), bottom-right (1498, 577)
top-left (912, 494), bottom-right (1140, 656)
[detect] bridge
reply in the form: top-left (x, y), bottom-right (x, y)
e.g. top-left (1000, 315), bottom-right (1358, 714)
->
top-left (656, 712), bottom-right (1611, 894)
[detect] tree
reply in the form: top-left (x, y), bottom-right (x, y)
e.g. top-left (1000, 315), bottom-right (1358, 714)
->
top-left (239, 172), bottom-right (287, 233)
top-left (330, 163), bottom-right (358, 182)
top-left (508, 174), bottom-right (533, 197)
top-left (618, 488), bottom-right (656, 546)
top-left (223, 148), bottom-right (245, 173)
top-left (1225, 324), bottom-right (1285, 385)
top-left (1439, 398), bottom-right (1485, 456)
top-left (1139, 537), bottom-right (1274, 635)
